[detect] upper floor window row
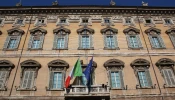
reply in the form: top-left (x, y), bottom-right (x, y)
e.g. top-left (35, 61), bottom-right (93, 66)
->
top-left (2, 27), bottom-right (175, 50)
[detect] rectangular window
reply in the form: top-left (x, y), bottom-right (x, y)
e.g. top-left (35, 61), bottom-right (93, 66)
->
top-left (57, 38), bottom-right (65, 48)
top-left (32, 40), bottom-right (40, 49)
top-left (110, 72), bottom-right (121, 88)
top-left (138, 71), bottom-right (149, 87)
top-left (104, 19), bottom-right (110, 23)
top-left (21, 71), bottom-right (34, 89)
top-left (7, 39), bottom-right (17, 49)
top-left (152, 37), bottom-right (161, 48)
top-left (82, 19), bottom-right (88, 23)
top-left (164, 19), bottom-right (172, 24)
top-left (162, 69), bottom-right (175, 86)
top-left (130, 36), bottom-right (139, 48)
top-left (106, 36), bottom-right (115, 48)
top-left (17, 19), bottom-right (23, 24)
top-left (145, 19), bottom-right (152, 24)
top-left (125, 18), bottom-right (131, 24)
top-left (0, 71), bottom-right (7, 89)
top-left (60, 19), bottom-right (66, 23)
top-left (81, 36), bottom-right (90, 48)
top-left (38, 19), bottom-right (45, 24)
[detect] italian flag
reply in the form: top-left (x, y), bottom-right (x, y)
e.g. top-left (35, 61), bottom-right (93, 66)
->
top-left (65, 58), bottom-right (82, 88)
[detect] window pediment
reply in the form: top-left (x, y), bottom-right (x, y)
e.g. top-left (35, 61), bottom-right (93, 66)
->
top-left (77, 26), bottom-right (94, 34)
top-left (48, 59), bottom-right (69, 68)
top-left (7, 28), bottom-right (24, 35)
top-left (156, 58), bottom-right (175, 66)
top-left (101, 27), bottom-right (118, 34)
top-left (130, 58), bottom-right (150, 67)
top-left (80, 60), bottom-right (97, 68)
top-left (20, 59), bottom-right (41, 68)
top-left (0, 60), bottom-right (14, 68)
top-left (104, 59), bottom-right (124, 68)
top-left (145, 27), bottom-right (161, 34)
top-left (165, 28), bottom-right (175, 34)
top-left (123, 27), bottom-right (140, 34)
top-left (29, 27), bottom-right (47, 35)
top-left (53, 27), bottom-right (70, 34)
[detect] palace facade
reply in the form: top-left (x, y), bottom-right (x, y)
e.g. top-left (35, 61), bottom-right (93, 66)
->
top-left (0, 5), bottom-right (175, 100)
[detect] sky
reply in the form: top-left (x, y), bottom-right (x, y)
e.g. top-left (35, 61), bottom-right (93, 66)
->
top-left (0, 0), bottom-right (174, 7)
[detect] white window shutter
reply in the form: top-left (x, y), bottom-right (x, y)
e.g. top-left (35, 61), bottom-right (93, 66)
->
top-left (14, 36), bottom-right (21, 49)
top-left (79, 35), bottom-right (82, 48)
top-left (113, 35), bottom-right (118, 48)
top-left (158, 35), bottom-right (166, 48)
top-left (3, 36), bottom-right (11, 49)
top-left (53, 34), bottom-right (58, 49)
top-left (119, 71), bottom-right (124, 89)
top-left (39, 34), bottom-right (45, 49)
top-left (136, 35), bottom-right (143, 48)
top-left (148, 34), bottom-right (156, 48)
top-left (162, 69), bottom-right (171, 86)
top-left (27, 71), bottom-right (34, 88)
top-left (169, 34), bottom-right (175, 48)
top-left (126, 34), bottom-right (132, 48)
top-left (22, 71), bottom-right (29, 88)
top-left (64, 34), bottom-right (68, 49)
top-left (28, 35), bottom-right (34, 49)
top-left (145, 69), bottom-right (152, 87)
top-left (0, 71), bottom-right (7, 89)
top-left (49, 72), bottom-right (54, 89)
top-left (108, 70), bottom-right (112, 87)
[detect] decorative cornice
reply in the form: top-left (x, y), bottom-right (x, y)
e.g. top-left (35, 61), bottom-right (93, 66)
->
top-left (53, 26), bottom-right (70, 33)
top-left (165, 28), bottom-right (175, 34)
top-left (104, 59), bottom-right (124, 67)
top-left (130, 58), bottom-right (150, 67)
top-left (29, 27), bottom-right (47, 34)
top-left (48, 59), bottom-right (69, 68)
top-left (0, 60), bottom-right (15, 68)
top-left (101, 27), bottom-right (118, 33)
top-left (156, 58), bottom-right (175, 66)
top-left (20, 59), bottom-right (41, 68)
top-left (145, 27), bottom-right (161, 34)
top-left (7, 28), bottom-right (25, 35)
top-left (77, 26), bottom-right (94, 34)
top-left (123, 27), bottom-right (140, 34)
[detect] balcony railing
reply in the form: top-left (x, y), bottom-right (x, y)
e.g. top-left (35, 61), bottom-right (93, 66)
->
top-left (64, 85), bottom-right (110, 95)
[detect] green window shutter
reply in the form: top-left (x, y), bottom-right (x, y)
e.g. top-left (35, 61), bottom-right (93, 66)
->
top-left (3, 36), bottom-right (11, 49)
top-left (113, 35), bottom-right (118, 48)
top-left (28, 35), bottom-right (34, 49)
top-left (145, 69), bottom-right (152, 87)
top-left (148, 34), bottom-right (156, 48)
top-left (39, 34), bottom-right (45, 49)
top-left (79, 35), bottom-right (82, 48)
top-left (158, 35), bottom-right (166, 48)
top-left (90, 34), bottom-right (93, 48)
top-left (103, 35), bottom-right (107, 48)
top-left (53, 34), bottom-right (58, 49)
top-left (119, 71), bottom-right (124, 89)
top-left (169, 34), bottom-right (175, 48)
top-left (64, 34), bottom-right (68, 49)
top-left (136, 35), bottom-right (142, 48)
top-left (27, 71), bottom-right (34, 88)
top-left (49, 72), bottom-right (54, 89)
top-left (14, 36), bottom-right (21, 49)
top-left (126, 34), bottom-right (132, 48)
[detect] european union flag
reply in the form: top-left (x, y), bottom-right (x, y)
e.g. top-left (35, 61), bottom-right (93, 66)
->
top-left (82, 57), bottom-right (93, 85)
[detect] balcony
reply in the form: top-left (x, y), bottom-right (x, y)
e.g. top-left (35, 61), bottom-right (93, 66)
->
top-left (64, 85), bottom-right (110, 96)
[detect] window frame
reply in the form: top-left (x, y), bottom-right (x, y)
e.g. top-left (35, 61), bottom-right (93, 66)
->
top-left (162, 68), bottom-right (175, 87)
top-left (163, 18), bottom-right (174, 26)
top-left (56, 18), bottom-right (69, 26)
top-left (79, 18), bottom-right (92, 26)
top-left (144, 18), bottom-right (155, 27)
top-left (34, 17), bottom-right (47, 27)
top-left (12, 18), bottom-right (26, 27)
top-left (123, 17), bottom-right (135, 26)
top-left (166, 29), bottom-right (175, 48)
top-left (0, 18), bottom-right (5, 27)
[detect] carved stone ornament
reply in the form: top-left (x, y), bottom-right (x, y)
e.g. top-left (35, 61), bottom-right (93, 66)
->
top-left (0, 60), bottom-right (14, 68)
top-left (20, 59), bottom-right (41, 68)
top-left (101, 27), bottom-right (118, 34)
top-left (77, 26), bottom-right (94, 34)
top-left (123, 27), bottom-right (140, 34)
top-left (7, 28), bottom-right (24, 35)
top-left (53, 26), bottom-right (71, 34)
top-left (80, 60), bottom-right (97, 68)
top-left (29, 27), bottom-right (47, 35)
top-left (145, 27), bottom-right (161, 34)
top-left (130, 58), bottom-right (150, 70)
top-left (48, 59), bottom-right (69, 69)
top-left (104, 59), bottom-right (124, 70)
top-left (165, 28), bottom-right (175, 34)
top-left (156, 58), bottom-right (175, 66)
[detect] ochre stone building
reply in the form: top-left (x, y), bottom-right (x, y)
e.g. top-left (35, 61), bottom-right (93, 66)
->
top-left (0, 5), bottom-right (175, 100)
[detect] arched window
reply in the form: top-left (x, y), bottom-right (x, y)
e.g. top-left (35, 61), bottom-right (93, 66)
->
top-left (47, 59), bottom-right (69, 90)
top-left (3, 28), bottom-right (24, 50)
top-left (166, 28), bottom-right (175, 48)
top-left (53, 27), bottom-right (71, 50)
top-left (16, 60), bottom-right (41, 91)
top-left (0, 60), bottom-right (14, 90)
top-left (156, 58), bottom-right (175, 87)
top-left (104, 59), bottom-right (124, 89)
top-left (123, 27), bottom-right (142, 49)
top-left (77, 26), bottom-right (94, 50)
top-left (101, 27), bottom-right (119, 49)
top-left (28, 27), bottom-right (47, 50)
top-left (131, 59), bottom-right (152, 88)
top-left (145, 27), bottom-right (165, 49)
